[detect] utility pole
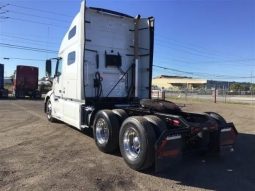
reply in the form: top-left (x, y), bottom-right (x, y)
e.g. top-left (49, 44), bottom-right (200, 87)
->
top-left (251, 72), bottom-right (253, 105)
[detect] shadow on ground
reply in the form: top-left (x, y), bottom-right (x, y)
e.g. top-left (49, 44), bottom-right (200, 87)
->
top-left (72, 123), bottom-right (255, 190)
top-left (44, 111), bottom-right (255, 191)
top-left (149, 133), bottom-right (255, 191)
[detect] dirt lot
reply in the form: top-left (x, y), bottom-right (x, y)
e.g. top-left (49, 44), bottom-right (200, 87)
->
top-left (0, 100), bottom-right (254, 191)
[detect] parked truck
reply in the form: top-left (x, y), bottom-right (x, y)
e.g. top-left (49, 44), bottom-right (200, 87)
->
top-left (44, 1), bottom-right (237, 171)
top-left (13, 65), bottom-right (41, 99)
top-left (0, 64), bottom-right (8, 98)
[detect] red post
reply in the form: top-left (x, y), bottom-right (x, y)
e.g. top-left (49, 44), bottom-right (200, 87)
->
top-left (162, 91), bottom-right (165, 100)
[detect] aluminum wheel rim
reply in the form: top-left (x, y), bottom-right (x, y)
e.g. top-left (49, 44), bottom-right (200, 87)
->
top-left (47, 102), bottom-right (52, 119)
top-left (95, 118), bottom-right (109, 145)
top-left (123, 127), bottom-right (141, 161)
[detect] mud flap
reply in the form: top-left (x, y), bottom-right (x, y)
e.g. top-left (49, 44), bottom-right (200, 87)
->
top-left (220, 122), bottom-right (238, 149)
top-left (155, 130), bottom-right (186, 172)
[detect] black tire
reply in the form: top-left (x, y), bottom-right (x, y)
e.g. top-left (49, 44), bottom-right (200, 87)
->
top-left (46, 99), bottom-right (56, 122)
top-left (119, 116), bottom-right (156, 171)
top-left (93, 110), bottom-right (120, 153)
top-left (143, 115), bottom-right (167, 138)
top-left (205, 112), bottom-right (227, 127)
top-left (112, 109), bottom-right (128, 123)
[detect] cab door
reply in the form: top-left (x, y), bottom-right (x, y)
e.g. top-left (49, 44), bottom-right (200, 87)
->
top-left (52, 59), bottom-right (64, 119)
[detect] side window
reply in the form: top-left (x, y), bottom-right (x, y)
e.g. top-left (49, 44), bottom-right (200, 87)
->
top-left (56, 59), bottom-right (62, 76)
top-left (68, 26), bottom-right (76, 40)
top-left (67, 51), bottom-right (76, 65)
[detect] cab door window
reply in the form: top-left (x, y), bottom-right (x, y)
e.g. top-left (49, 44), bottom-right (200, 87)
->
top-left (55, 58), bottom-right (63, 77)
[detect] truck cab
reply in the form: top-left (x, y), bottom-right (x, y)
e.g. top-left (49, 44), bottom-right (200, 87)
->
top-left (45, 1), bottom-right (237, 171)
top-left (45, 1), bottom-right (154, 129)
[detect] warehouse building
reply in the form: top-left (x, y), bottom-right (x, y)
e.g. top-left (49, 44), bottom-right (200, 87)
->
top-left (152, 75), bottom-right (207, 90)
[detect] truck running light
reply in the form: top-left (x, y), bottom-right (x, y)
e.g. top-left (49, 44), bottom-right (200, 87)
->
top-left (172, 119), bottom-right (181, 126)
top-left (167, 118), bottom-right (181, 127)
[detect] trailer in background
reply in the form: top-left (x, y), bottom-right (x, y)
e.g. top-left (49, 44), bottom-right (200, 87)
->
top-left (12, 65), bottom-right (41, 99)
top-left (0, 64), bottom-right (8, 98)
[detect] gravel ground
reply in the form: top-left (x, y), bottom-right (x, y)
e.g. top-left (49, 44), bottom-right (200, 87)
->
top-left (0, 100), bottom-right (254, 191)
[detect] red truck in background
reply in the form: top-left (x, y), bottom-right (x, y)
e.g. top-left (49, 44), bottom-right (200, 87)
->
top-left (12, 65), bottom-right (41, 99)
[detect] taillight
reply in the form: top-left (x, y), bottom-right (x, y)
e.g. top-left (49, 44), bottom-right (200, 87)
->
top-left (167, 118), bottom-right (181, 127)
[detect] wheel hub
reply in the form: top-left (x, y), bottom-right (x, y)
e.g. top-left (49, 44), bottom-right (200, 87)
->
top-left (47, 102), bottom-right (52, 119)
top-left (95, 118), bottom-right (109, 145)
top-left (123, 127), bottom-right (141, 161)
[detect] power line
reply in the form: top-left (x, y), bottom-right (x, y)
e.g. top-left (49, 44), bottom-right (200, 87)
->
top-left (8, 10), bottom-right (70, 24)
top-left (0, 4), bottom-right (9, 9)
top-left (155, 34), bottom-right (234, 59)
top-left (155, 40), bottom-right (218, 59)
top-left (156, 40), bottom-right (255, 67)
top-left (0, 31), bottom-right (63, 39)
top-left (156, 57), bottom-right (255, 68)
top-left (0, 43), bottom-right (58, 53)
top-left (0, 10), bottom-right (8, 14)
top-left (171, 58), bottom-right (255, 65)
top-left (8, 17), bottom-right (66, 28)
top-left (155, 35), bottom-right (255, 65)
top-left (153, 65), bottom-right (194, 75)
top-left (154, 41), bottom-right (255, 67)
top-left (153, 64), bottom-right (255, 79)
top-left (2, 57), bottom-right (45, 61)
top-left (0, 34), bottom-right (59, 45)
top-left (155, 38), bottom-right (219, 59)
top-left (0, 38), bottom-right (53, 48)
top-left (0, 16), bottom-right (8, 19)
top-left (7, 3), bottom-right (72, 17)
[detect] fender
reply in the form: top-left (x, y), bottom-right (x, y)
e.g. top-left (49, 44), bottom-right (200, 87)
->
top-left (44, 90), bottom-right (53, 113)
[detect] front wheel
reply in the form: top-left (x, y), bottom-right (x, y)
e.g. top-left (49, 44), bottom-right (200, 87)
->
top-left (119, 116), bottom-right (156, 171)
top-left (46, 100), bottom-right (56, 122)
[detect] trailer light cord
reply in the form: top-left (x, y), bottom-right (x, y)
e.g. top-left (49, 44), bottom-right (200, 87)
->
top-left (94, 72), bottom-right (103, 98)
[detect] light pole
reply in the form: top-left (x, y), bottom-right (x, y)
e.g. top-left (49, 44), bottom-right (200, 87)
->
top-left (251, 72), bottom-right (253, 105)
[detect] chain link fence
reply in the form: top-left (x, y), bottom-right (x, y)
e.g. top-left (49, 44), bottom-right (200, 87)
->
top-left (152, 89), bottom-right (255, 105)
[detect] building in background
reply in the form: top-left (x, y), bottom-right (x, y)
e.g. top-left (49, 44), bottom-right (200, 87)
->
top-left (152, 75), bottom-right (207, 90)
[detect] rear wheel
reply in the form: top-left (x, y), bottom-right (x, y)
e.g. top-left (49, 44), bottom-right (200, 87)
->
top-left (119, 116), bottom-right (156, 171)
top-left (143, 115), bottom-right (167, 138)
top-left (93, 110), bottom-right (120, 153)
top-left (112, 109), bottom-right (128, 123)
top-left (205, 112), bottom-right (227, 127)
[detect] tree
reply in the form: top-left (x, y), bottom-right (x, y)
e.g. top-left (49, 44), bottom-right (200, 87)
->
top-left (251, 84), bottom-right (255, 92)
top-left (230, 83), bottom-right (244, 92)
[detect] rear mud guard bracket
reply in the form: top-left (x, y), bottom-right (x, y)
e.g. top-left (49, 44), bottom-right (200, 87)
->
top-left (220, 122), bottom-right (238, 148)
top-left (155, 130), bottom-right (186, 172)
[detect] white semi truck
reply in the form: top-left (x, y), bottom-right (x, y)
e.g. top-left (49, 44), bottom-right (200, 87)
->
top-left (44, 1), bottom-right (237, 171)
